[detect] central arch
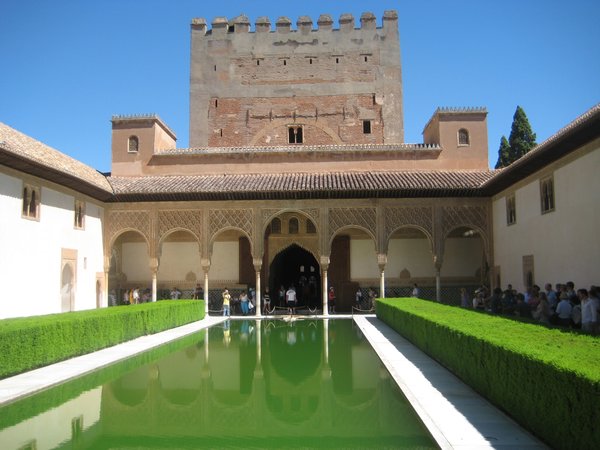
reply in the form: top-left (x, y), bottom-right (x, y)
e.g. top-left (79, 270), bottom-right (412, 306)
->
top-left (269, 244), bottom-right (320, 309)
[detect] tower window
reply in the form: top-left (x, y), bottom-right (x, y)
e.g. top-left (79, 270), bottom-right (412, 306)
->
top-left (458, 128), bottom-right (470, 146)
top-left (288, 126), bottom-right (303, 144)
top-left (540, 176), bottom-right (555, 214)
top-left (128, 136), bottom-right (139, 153)
top-left (283, 59), bottom-right (287, 66)
top-left (362, 120), bottom-right (372, 134)
top-left (364, 56), bottom-right (368, 62)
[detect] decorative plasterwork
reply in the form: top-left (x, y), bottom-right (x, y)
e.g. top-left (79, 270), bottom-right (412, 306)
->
top-left (261, 208), bottom-right (320, 231)
top-left (329, 207), bottom-right (376, 241)
top-left (384, 206), bottom-right (433, 239)
top-left (209, 208), bottom-right (253, 241)
top-left (158, 210), bottom-right (203, 242)
top-left (441, 205), bottom-right (488, 237)
top-left (106, 210), bottom-right (151, 246)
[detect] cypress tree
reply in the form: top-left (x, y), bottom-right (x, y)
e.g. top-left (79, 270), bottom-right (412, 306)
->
top-left (494, 135), bottom-right (511, 169)
top-left (507, 106), bottom-right (536, 162)
top-left (494, 106), bottom-right (537, 168)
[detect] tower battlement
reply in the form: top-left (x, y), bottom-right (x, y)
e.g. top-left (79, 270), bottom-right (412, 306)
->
top-left (191, 11), bottom-right (398, 35)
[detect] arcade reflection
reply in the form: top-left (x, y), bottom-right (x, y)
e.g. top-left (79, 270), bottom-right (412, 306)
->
top-left (1, 320), bottom-right (437, 449)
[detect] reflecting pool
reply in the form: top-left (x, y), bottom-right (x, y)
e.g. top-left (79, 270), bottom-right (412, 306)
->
top-left (0, 319), bottom-right (437, 449)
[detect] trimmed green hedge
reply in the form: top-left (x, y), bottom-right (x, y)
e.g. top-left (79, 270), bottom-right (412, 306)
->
top-left (0, 300), bottom-right (205, 379)
top-left (377, 298), bottom-right (600, 450)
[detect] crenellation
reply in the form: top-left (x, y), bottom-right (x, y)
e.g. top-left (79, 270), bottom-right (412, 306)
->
top-left (360, 12), bottom-right (377, 30)
top-left (275, 16), bottom-right (292, 33)
top-left (191, 18), bottom-right (207, 34)
top-left (317, 14), bottom-right (333, 31)
top-left (233, 14), bottom-right (250, 33)
top-left (296, 16), bottom-right (313, 35)
top-left (210, 17), bottom-right (228, 35)
top-left (255, 16), bottom-right (271, 33)
top-left (339, 13), bottom-right (355, 32)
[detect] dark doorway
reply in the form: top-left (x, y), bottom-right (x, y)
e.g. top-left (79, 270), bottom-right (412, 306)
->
top-left (269, 245), bottom-right (320, 308)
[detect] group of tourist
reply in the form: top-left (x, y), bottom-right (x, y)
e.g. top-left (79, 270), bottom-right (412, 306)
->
top-left (221, 287), bottom-right (257, 316)
top-left (114, 287), bottom-right (151, 305)
top-left (464, 282), bottom-right (599, 334)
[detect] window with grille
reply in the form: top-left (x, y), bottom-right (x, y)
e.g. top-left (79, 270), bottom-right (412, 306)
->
top-left (458, 128), bottom-right (470, 146)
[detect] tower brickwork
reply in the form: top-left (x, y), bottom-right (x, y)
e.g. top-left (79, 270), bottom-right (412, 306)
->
top-left (189, 11), bottom-right (403, 148)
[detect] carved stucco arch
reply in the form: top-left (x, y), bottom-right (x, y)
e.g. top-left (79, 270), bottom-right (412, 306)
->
top-left (329, 225), bottom-right (377, 251)
top-left (208, 226), bottom-right (253, 260)
top-left (249, 118), bottom-right (343, 146)
top-left (385, 225), bottom-right (435, 256)
top-left (158, 227), bottom-right (201, 258)
top-left (108, 228), bottom-right (151, 255)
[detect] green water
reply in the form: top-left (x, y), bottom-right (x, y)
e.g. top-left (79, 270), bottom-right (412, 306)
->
top-left (0, 319), bottom-right (437, 449)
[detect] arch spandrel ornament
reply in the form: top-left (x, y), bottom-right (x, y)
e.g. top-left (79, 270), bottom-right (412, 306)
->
top-left (384, 206), bottom-right (433, 239)
top-left (441, 204), bottom-right (491, 263)
top-left (106, 210), bottom-right (151, 251)
top-left (209, 208), bottom-right (254, 242)
top-left (158, 210), bottom-right (203, 242)
top-left (328, 207), bottom-right (377, 242)
top-left (441, 205), bottom-right (488, 238)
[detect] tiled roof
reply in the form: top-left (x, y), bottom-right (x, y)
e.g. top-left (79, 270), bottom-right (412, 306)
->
top-left (482, 103), bottom-right (600, 193)
top-left (0, 122), bottom-right (113, 199)
top-left (107, 170), bottom-right (494, 201)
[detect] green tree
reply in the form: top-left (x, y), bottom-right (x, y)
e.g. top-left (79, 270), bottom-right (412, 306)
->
top-left (495, 106), bottom-right (537, 168)
top-left (494, 135), bottom-right (510, 169)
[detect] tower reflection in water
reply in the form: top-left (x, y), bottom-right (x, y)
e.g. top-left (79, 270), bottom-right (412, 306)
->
top-left (0, 320), bottom-right (436, 449)
top-left (101, 319), bottom-right (435, 448)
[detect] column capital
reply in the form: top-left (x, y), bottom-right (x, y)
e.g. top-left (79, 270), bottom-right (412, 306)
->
top-left (252, 257), bottom-right (263, 272)
top-left (149, 257), bottom-right (159, 273)
top-left (377, 253), bottom-right (387, 272)
top-left (320, 255), bottom-right (330, 271)
top-left (201, 258), bottom-right (211, 271)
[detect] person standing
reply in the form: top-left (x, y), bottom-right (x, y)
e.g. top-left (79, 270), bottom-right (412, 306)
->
top-left (328, 286), bottom-right (336, 313)
top-left (222, 288), bottom-right (231, 317)
top-left (240, 290), bottom-right (250, 316)
top-left (555, 292), bottom-right (572, 327)
top-left (411, 283), bottom-right (420, 298)
top-left (580, 289), bottom-right (597, 334)
top-left (355, 287), bottom-right (363, 308)
top-left (286, 285), bottom-right (297, 314)
top-left (263, 287), bottom-right (271, 315)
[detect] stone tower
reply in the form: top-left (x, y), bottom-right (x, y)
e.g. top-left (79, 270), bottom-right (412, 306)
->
top-left (189, 11), bottom-right (403, 148)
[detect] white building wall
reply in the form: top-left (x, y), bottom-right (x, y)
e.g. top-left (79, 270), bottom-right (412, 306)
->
top-left (0, 171), bottom-right (105, 319)
top-left (441, 238), bottom-right (483, 278)
top-left (121, 242), bottom-right (151, 283)
top-left (492, 139), bottom-right (600, 293)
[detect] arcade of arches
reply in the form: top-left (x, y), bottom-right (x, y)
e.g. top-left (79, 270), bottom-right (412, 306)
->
top-left (106, 199), bottom-right (491, 312)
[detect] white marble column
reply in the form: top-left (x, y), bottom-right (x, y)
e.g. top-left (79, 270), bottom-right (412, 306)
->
top-left (378, 254), bottom-right (387, 299)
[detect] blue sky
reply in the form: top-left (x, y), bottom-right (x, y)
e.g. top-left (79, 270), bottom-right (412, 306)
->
top-left (1, 0), bottom-right (598, 172)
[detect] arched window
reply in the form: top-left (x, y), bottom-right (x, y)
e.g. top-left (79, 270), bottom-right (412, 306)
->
top-left (289, 217), bottom-right (299, 234)
top-left (128, 135), bottom-right (139, 153)
top-left (74, 200), bottom-right (85, 229)
top-left (458, 129), bottom-right (470, 146)
top-left (271, 217), bottom-right (281, 234)
top-left (306, 219), bottom-right (316, 234)
top-left (288, 126), bottom-right (303, 144)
